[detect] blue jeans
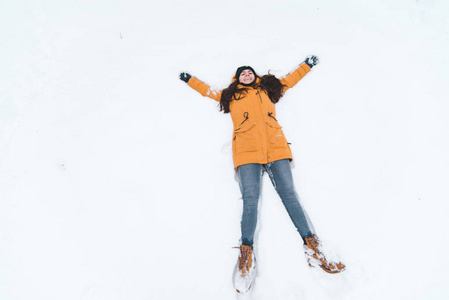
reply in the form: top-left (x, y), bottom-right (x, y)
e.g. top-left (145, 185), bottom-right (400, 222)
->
top-left (237, 159), bottom-right (315, 246)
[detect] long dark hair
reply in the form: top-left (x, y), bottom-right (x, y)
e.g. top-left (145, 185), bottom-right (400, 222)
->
top-left (219, 72), bottom-right (286, 113)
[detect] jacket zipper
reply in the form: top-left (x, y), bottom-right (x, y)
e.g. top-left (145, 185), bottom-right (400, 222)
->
top-left (257, 91), bottom-right (263, 103)
top-left (256, 90), bottom-right (268, 160)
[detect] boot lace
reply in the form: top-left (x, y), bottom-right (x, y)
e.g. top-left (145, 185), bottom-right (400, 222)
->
top-left (235, 245), bottom-right (253, 276)
top-left (305, 235), bottom-right (346, 273)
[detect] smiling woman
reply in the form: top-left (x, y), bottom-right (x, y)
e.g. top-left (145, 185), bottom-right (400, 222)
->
top-left (179, 55), bottom-right (345, 294)
top-left (237, 67), bottom-right (256, 85)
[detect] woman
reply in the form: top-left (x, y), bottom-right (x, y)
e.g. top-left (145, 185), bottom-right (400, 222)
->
top-left (179, 56), bottom-right (345, 293)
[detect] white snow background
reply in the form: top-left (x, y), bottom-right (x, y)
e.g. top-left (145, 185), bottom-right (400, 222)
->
top-left (1, 0), bottom-right (449, 299)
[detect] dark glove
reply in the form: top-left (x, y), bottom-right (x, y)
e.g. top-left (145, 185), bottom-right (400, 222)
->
top-left (179, 72), bottom-right (192, 83)
top-left (304, 55), bottom-right (319, 68)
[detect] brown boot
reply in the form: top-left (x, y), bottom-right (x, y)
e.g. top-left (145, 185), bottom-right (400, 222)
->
top-left (233, 245), bottom-right (257, 293)
top-left (304, 235), bottom-right (346, 274)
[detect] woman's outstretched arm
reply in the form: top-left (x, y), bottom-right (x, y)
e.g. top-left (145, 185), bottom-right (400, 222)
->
top-left (280, 55), bottom-right (319, 92)
top-left (179, 72), bottom-right (222, 102)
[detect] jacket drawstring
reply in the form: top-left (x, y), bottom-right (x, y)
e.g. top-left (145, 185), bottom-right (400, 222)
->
top-left (234, 112), bottom-right (249, 140)
top-left (239, 112), bottom-right (249, 126)
top-left (268, 112), bottom-right (277, 121)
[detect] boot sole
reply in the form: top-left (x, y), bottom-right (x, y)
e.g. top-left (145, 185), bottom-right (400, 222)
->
top-left (236, 284), bottom-right (252, 294)
top-left (319, 264), bottom-right (346, 274)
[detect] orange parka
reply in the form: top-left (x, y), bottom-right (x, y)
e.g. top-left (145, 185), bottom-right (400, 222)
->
top-left (187, 63), bottom-right (311, 168)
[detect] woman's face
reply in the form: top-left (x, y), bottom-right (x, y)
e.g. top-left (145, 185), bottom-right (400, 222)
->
top-left (239, 69), bottom-right (255, 85)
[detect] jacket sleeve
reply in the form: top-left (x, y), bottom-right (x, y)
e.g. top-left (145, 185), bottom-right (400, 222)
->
top-left (280, 63), bottom-right (311, 93)
top-left (187, 77), bottom-right (222, 102)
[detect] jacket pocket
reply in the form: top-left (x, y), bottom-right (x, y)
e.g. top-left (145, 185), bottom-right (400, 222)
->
top-left (266, 121), bottom-right (288, 149)
top-left (234, 122), bottom-right (259, 153)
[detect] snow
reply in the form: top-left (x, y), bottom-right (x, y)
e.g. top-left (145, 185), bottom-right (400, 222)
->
top-left (1, 0), bottom-right (449, 299)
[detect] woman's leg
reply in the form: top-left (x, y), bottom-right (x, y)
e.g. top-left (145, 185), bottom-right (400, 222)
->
top-left (264, 159), bottom-right (346, 273)
top-left (237, 163), bottom-right (263, 246)
top-left (265, 159), bottom-right (315, 240)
